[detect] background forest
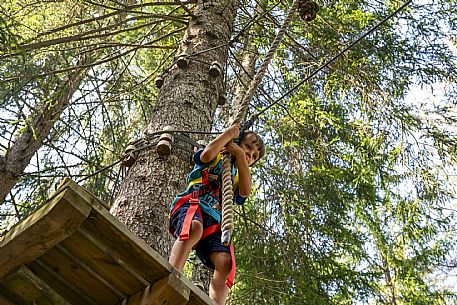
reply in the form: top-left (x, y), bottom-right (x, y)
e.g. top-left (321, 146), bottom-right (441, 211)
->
top-left (1, 0), bottom-right (456, 304)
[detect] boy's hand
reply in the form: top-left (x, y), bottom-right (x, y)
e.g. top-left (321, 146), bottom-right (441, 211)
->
top-left (226, 123), bottom-right (241, 140)
top-left (224, 142), bottom-right (245, 158)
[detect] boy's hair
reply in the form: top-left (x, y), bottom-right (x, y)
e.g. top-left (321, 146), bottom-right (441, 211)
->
top-left (240, 130), bottom-right (265, 164)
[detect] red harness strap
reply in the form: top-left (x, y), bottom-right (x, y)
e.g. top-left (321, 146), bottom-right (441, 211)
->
top-left (170, 169), bottom-right (236, 288)
top-left (201, 224), bottom-right (221, 239)
top-left (201, 224), bottom-right (236, 289)
top-left (178, 193), bottom-right (200, 241)
top-left (169, 190), bottom-right (203, 240)
top-left (171, 169), bottom-right (210, 241)
top-left (226, 244), bottom-right (236, 289)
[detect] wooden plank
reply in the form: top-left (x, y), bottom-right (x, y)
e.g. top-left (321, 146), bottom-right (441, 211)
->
top-left (0, 186), bottom-right (92, 280)
top-left (180, 276), bottom-right (217, 305)
top-left (38, 246), bottom-right (121, 305)
top-left (122, 271), bottom-right (190, 305)
top-left (57, 178), bottom-right (110, 210)
top-left (28, 259), bottom-right (100, 305)
top-left (77, 227), bottom-right (149, 285)
top-left (81, 204), bottom-right (172, 284)
top-left (61, 228), bottom-right (146, 296)
top-left (65, 180), bottom-right (214, 304)
top-left (1, 266), bottom-right (71, 305)
top-left (56, 243), bottom-right (127, 298)
top-left (0, 291), bottom-right (17, 305)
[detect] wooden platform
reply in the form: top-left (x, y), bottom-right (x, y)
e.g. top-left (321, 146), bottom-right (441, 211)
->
top-left (0, 179), bottom-right (216, 305)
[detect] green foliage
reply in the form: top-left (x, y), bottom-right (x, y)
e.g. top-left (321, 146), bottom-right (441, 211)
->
top-left (1, 0), bottom-right (456, 304)
top-left (0, 0), bottom-right (184, 231)
top-left (229, 1), bottom-right (457, 304)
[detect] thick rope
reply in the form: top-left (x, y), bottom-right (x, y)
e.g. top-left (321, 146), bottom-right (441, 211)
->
top-left (221, 0), bottom-right (300, 246)
top-left (220, 155), bottom-right (235, 244)
top-left (233, 0), bottom-right (300, 124)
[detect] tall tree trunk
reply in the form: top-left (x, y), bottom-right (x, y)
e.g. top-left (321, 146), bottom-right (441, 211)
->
top-left (0, 0), bottom-right (136, 206)
top-left (231, 4), bottom-right (262, 122)
top-left (382, 255), bottom-right (398, 305)
top-left (190, 4), bottom-right (263, 288)
top-left (110, 0), bottom-right (238, 258)
top-left (0, 65), bottom-right (88, 204)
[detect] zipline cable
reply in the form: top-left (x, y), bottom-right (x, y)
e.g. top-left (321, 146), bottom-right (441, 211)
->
top-left (244, 0), bottom-right (413, 128)
top-left (221, 0), bottom-right (302, 246)
top-left (222, 0), bottom-right (412, 246)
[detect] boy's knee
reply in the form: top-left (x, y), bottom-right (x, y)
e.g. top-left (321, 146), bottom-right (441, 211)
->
top-left (212, 252), bottom-right (232, 274)
top-left (190, 220), bottom-right (203, 235)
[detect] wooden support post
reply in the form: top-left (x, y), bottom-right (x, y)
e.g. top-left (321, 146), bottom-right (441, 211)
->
top-left (176, 54), bottom-right (190, 69)
top-left (155, 73), bottom-right (165, 88)
top-left (122, 271), bottom-right (190, 305)
top-left (209, 61), bottom-right (222, 78)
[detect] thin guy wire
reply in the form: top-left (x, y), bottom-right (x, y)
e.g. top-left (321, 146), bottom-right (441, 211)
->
top-left (249, 0), bottom-right (413, 122)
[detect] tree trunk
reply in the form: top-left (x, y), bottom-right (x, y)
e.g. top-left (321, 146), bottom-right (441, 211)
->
top-left (0, 0), bottom-right (136, 206)
top-left (382, 255), bottom-right (397, 305)
top-left (191, 3), bottom-right (263, 288)
top-left (0, 66), bottom-right (88, 204)
top-left (110, 0), bottom-right (238, 258)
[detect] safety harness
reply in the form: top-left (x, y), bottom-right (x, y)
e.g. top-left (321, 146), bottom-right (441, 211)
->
top-left (169, 166), bottom-right (237, 288)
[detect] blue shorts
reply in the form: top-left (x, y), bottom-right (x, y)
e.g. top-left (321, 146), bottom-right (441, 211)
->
top-left (169, 203), bottom-right (230, 270)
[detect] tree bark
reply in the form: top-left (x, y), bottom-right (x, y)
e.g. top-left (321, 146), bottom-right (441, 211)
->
top-left (188, 4), bottom-right (260, 289)
top-left (0, 66), bottom-right (88, 204)
top-left (110, 0), bottom-right (238, 258)
top-left (0, 0), bottom-right (137, 206)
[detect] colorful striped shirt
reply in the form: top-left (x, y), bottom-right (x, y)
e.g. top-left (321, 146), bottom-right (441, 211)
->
top-left (170, 149), bottom-right (247, 222)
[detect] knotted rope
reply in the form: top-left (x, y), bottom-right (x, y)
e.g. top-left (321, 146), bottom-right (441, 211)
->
top-left (221, 0), bottom-right (301, 245)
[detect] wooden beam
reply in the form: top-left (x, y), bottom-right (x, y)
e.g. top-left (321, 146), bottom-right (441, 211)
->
top-left (77, 227), bottom-right (151, 289)
top-left (64, 227), bottom-right (148, 294)
top-left (180, 276), bottom-right (217, 305)
top-left (37, 246), bottom-right (120, 305)
top-left (0, 186), bottom-right (92, 280)
top-left (81, 203), bottom-right (173, 284)
top-left (29, 259), bottom-right (99, 305)
top-left (57, 178), bottom-right (110, 210)
top-left (1, 266), bottom-right (72, 305)
top-left (122, 271), bottom-right (190, 305)
top-left (56, 243), bottom-right (127, 299)
top-left (0, 291), bottom-right (17, 305)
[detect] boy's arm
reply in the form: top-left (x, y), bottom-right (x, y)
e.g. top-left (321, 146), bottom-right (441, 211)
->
top-left (200, 124), bottom-right (240, 164)
top-left (225, 143), bottom-right (251, 198)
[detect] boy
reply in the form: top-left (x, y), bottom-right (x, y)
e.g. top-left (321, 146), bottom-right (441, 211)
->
top-left (168, 124), bottom-right (265, 305)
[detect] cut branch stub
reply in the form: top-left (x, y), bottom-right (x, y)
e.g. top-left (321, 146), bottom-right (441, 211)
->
top-left (298, 0), bottom-right (319, 21)
top-left (176, 54), bottom-right (189, 69)
top-left (209, 61), bottom-right (222, 78)
top-left (156, 126), bottom-right (174, 156)
top-left (123, 141), bottom-right (139, 167)
top-left (194, 139), bottom-right (207, 152)
top-left (155, 73), bottom-right (165, 88)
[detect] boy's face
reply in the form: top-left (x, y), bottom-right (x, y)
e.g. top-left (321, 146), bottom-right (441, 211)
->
top-left (240, 133), bottom-right (261, 166)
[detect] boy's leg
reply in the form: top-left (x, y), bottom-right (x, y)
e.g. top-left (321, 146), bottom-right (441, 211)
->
top-left (208, 251), bottom-right (232, 305)
top-left (169, 219), bottom-right (203, 272)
